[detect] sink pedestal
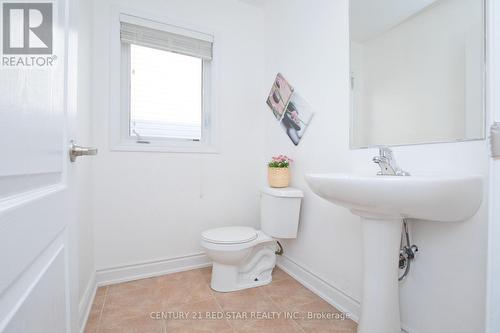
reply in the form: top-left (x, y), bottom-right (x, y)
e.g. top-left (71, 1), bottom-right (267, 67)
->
top-left (357, 216), bottom-right (403, 333)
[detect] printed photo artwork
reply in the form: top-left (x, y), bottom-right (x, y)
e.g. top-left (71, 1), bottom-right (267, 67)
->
top-left (266, 73), bottom-right (294, 120)
top-left (266, 73), bottom-right (314, 146)
top-left (280, 93), bottom-right (314, 146)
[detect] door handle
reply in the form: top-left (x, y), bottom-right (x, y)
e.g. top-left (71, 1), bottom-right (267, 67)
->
top-left (69, 142), bottom-right (98, 162)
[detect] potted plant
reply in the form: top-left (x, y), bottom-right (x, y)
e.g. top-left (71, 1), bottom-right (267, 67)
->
top-left (268, 155), bottom-right (293, 188)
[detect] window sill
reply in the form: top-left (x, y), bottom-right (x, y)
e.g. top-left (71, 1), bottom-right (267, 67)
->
top-left (111, 141), bottom-right (218, 154)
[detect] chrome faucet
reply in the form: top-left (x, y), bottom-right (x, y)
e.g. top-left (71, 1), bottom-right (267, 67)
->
top-left (373, 147), bottom-right (410, 176)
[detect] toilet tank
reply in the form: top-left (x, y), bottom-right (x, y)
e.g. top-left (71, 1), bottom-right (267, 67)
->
top-left (260, 187), bottom-right (303, 238)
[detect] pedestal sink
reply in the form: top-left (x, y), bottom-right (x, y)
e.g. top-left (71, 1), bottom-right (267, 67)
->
top-left (305, 173), bottom-right (483, 333)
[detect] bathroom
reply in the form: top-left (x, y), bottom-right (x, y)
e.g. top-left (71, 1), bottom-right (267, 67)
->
top-left (0, 0), bottom-right (498, 333)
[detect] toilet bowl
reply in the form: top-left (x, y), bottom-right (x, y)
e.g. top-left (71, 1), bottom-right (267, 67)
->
top-left (201, 227), bottom-right (277, 292)
top-left (201, 187), bottom-right (303, 292)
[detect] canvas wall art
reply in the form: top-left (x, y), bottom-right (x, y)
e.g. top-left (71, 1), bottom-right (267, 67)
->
top-left (266, 73), bottom-right (314, 145)
top-left (266, 73), bottom-right (294, 120)
top-left (280, 93), bottom-right (314, 145)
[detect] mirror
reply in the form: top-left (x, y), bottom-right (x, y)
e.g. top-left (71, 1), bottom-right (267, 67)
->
top-left (350, 0), bottom-right (485, 148)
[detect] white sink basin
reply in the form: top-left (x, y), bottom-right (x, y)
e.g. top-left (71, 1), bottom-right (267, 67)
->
top-left (305, 173), bottom-right (483, 333)
top-left (305, 173), bottom-right (483, 221)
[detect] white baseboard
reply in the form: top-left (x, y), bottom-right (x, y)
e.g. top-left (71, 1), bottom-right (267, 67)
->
top-left (95, 253), bottom-right (211, 286)
top-left (78, 272), bottom-right (97, 333)
top-left (277, 255), bottom-right (415, 333)
top-left (276, 255), bottom-right (361, 322)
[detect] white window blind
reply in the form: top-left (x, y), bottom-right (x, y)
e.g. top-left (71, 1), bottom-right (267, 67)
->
top-left (120, 21), bottom-right (213, 60)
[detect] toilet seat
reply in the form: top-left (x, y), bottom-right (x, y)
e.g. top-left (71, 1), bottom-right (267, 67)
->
top-left (201, 229), bottom-right (274, 252)
top-left (201, 226), bottom-right (258, 244)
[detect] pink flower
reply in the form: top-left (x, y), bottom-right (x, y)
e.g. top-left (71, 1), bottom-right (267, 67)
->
top-left (271, 155), bottom-right (293, 163)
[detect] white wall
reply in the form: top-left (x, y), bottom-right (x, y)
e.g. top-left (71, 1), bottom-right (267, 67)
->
top-left (90, 0), bottom-right (266, 271)
top-left (262, 1), bottom-right (489, 333)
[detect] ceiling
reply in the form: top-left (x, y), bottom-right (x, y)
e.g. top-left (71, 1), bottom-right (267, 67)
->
top-left (238, 0), bottom-right (267, 7)
top-left (350, 0), bottom-right (438, 42)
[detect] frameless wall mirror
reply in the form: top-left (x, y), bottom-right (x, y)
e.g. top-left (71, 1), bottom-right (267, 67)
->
top-left (350, 0), bottom-right (485, 148)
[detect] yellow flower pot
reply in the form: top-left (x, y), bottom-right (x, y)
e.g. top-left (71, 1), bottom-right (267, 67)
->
top-left (268, 167), bottom-right (290, 188)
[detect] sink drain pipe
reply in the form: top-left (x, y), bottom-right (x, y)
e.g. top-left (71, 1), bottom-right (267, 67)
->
top-left (275, 241), bottom-right (284, 255)
top-left (399, 219), bottom-right (418, 281)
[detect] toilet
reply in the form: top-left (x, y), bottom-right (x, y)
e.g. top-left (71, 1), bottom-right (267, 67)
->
top-left (201, 187), bottom-right (303, 292)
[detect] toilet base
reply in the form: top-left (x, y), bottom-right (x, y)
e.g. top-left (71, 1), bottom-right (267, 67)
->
top-left (210, 243), bottom-right (277, 292)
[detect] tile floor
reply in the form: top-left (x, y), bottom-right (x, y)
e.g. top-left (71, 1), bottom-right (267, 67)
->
top-left (84, 267), bottom-right (357, 333)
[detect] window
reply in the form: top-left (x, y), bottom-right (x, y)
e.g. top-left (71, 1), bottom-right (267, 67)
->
top-left (130, 45), bottom-right (203, 140)
top-left (112, 14), bottom-right (215, 152)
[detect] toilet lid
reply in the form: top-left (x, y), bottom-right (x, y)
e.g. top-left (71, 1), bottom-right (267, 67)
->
top-left (202, 226), bottom-right (258, 244)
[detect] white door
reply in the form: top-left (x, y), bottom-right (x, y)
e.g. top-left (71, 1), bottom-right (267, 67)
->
top-left (0, 0), bottom-right (82, 332)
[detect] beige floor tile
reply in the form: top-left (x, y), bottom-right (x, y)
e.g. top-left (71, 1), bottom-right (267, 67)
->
top-left (293, 299), bottom-right (357, 333)
top-left (95, 286), bottom-right (108, 298)
top-left (164, 298), bottom-right (233, 333)
top-left (270, 268), bottom-right (292, 283)
top-left (158, 275), bottom-right (214, 308)
top-left (262, 278), bottom-right (319, 311)
top-left (101, 287), bottom-right (162, 322)
top-left (84, 294), bottom-right (106, 333)
top-left (92, 294), bottom-right (105, 312)
top-left (214, 287), bottom-right (278, 313)
top-left (230, 318), bottom-right (303, 333)
top-left (83, 267), bottom-right (356, 333)
top-left (98, 315), bottom-right (164, 333)
top-left (198, 266), bottom-right (212, 284)
top-left (83, 317), bottom-right (99, 333)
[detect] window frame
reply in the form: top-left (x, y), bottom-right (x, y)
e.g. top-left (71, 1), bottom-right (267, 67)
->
top-left (110, 8), bottom-right (217, 153)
